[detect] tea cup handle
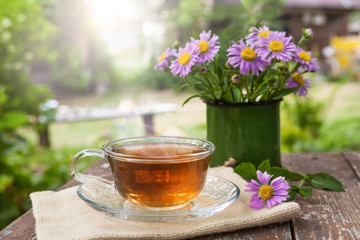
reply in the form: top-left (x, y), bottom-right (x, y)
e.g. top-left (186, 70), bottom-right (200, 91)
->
top-left (70, 149), bottom-right (114, 189)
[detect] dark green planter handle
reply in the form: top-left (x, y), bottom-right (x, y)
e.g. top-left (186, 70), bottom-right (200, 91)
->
top-left (205, 99), bottom-right (282, 167)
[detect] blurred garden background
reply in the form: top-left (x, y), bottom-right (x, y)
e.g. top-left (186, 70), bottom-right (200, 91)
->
top-left (1, 0), bottom-right (360, 228)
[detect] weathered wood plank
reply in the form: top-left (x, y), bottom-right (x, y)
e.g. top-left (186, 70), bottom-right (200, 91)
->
top-left (192, 223), bottom-right (293, 240)
top-left (342, 151), bottom-right (360, 179)
top-left (282, 152), bottom-right (360, 240)
top-left (3, 152), bottom-right (359, 240)
top-left (0, 210), bottom-right (36, 240)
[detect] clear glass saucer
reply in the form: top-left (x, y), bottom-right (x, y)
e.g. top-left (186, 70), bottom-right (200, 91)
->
top-left (77, 175), bottom-right (240, 222)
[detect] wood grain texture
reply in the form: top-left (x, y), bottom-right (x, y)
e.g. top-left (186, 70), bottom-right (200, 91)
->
top-left (282, 153), bottom-right (360, 240)
top-left (192, 223), bottom-right (293, 240)
top-left (342, 151), bottom-right (360, 179)
top-left (2, 153), bottom-right (359, 240)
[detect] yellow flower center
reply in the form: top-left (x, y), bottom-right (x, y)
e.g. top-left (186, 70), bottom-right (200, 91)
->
top-left (292, 72), bottom-right (305, 86)
top-left (268, 40), bottom-right (284, 52)
top-left (157, 52), bottom-right (166, 62)
top-left (198, 41), bottom-right (209, 54)
top-left (258, 30), bottom-right (270, 38)
top-left (298, 51), bottom-right (311, 62)
top-left (178, 52), bottom-right (191, 65)
top-left (259, 185), bottom-right (274, 200)
top-left (241, 47), bottom-right (256, 61)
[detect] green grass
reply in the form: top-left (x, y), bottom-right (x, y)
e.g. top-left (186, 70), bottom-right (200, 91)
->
top-left (20, 117), bottom-right (147, 149)
top-left (281, 82), bottom-right (360, 152)
top-left (20, 82), bottom-right (360, 152)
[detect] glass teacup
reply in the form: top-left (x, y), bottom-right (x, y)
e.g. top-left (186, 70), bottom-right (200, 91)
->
top-left (71, 136), bottom-right (215, 210)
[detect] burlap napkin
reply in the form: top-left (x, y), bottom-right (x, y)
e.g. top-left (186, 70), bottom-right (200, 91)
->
top-left (30, 167), bottom-right (301, 240)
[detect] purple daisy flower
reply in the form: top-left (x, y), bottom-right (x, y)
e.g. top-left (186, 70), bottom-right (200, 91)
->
top-left (246, 25), bottom-right (271, 47)
top-left (191, 30), bottom-right (220, 64)
top-left (257, 31), bottom-right (297, 62)
top-left (295, 47), bottom-right (320, 72)
top-left (226, 39), bottom-right (269, 75)
top-left (170, 43), bottom-right (199, 78)
top-left (154, 48), bottom-right (176, 70)
top-left (245, 170), bottom-right (290, 210)
top-left (285, 71), bottom-right (311, 97)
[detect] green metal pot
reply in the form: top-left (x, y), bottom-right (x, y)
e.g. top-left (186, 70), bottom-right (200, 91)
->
top-left (205, 99), bottom-right (282, 167)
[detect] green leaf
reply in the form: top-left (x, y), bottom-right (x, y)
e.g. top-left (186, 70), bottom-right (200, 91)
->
top-left (234, 162), bottom-right (257, 181)
top-left (268, 167), bottom-right (305, 181)
top-left (298, 186), bottom-right (313, 198)
top-left (257, 159), bottom-right (271, 172)
top-left (175, 83), bottom-right (188, 93)
top-left (232, 88), bottom-right (242, 102)
top-left (215, 90), bottom-right (222, 100)
top-left (186, 75), bottom-right (202, 84)
top-left (181, 95), bottom-right (202, 107)
top-left (286, 186), bottom-right (299, 202)
top-left (286, 191), bottom-right (298, 202)
top-left (270, 88), bottom-right (297, 99)
top-left (307, 173), bottom-right (345, 192)
top-left (250, 87), bottom-right (271, 100)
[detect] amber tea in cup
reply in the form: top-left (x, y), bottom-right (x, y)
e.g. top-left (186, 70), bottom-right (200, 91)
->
top-left (71, 136), bottom-right (215, 210)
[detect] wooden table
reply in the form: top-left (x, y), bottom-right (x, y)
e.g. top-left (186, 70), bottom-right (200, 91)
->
top-left (1, 152), bottom-right (359, 239)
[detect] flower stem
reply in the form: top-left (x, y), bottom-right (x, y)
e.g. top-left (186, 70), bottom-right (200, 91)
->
top-left (243, 76), bottom-right (250, 101)
top-left (297, 36), bottom-right (309, 47)
top-left (207, 71), bottom-right (222, 90)
top-left (191, 74), bottom-right (215, 93)
top-left (283, 63), bottom-right (301, 84)
top-left (298, 179), bottom-right (305, 188)
top-left (183, 77), bottom-right (216, 99)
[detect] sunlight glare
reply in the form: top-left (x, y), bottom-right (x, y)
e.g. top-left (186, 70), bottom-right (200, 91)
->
top-left (91, 0), bottom-right (138, 22)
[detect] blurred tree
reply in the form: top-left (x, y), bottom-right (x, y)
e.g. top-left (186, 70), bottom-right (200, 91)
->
top-left (0, 0), bottom-right (55, 115)
top-left (156, 0), bottom-right (285, 46)
top-left (38, 0), bottom-right (118, 96)
top-left (0, 0), bottom-right (55, 147)
top-left (159, 0), bottom-right (209, 44)
top-left (0, 0), bottom-right (56, 227)
top-left (209, 0), bottom-right (286, 42)
top-left (145, 0), bottom-right (285, 90)
top-left (0, 88), bottom-right (29, 228)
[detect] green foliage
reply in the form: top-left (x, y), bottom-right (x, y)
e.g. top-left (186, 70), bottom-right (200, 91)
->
top-left (0, 0), bottom-right (66, 228)
top-left (268, 167), bottom-right (305, 181)
top-left (281, 83), bottom-right (360, 153)
top-left (0, 144), bottom-right (82, 229)
top-left (234, 162), bottom-right (257, 180)
top-left (287, 185), bottom-right (312, 200)
top-left (257, 159), bottom-right (271, 172)
top-left (0, 0), bottom-right (54, 116)
top-left (298, 186), bottom-right (313, 198)
top-left (234, 159), bottom-right (344, 202)
top-left (209, 0), bottom-right (285, 42)
top-left (281, 93), bottom-right (326, 152)
top-left (306, 172), bottom-right (345, 192)
top-left (283, 94), bottom-right (325, 138)
top-left (161, 0), bottom-right (285, 44)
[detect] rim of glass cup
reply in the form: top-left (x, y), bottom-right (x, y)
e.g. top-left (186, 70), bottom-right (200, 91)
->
top-left (102, 136), bottom-right (215, 161)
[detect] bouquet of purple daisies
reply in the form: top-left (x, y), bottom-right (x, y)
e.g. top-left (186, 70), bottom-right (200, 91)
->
top-left (154, 26), bottom-right (319, 104)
